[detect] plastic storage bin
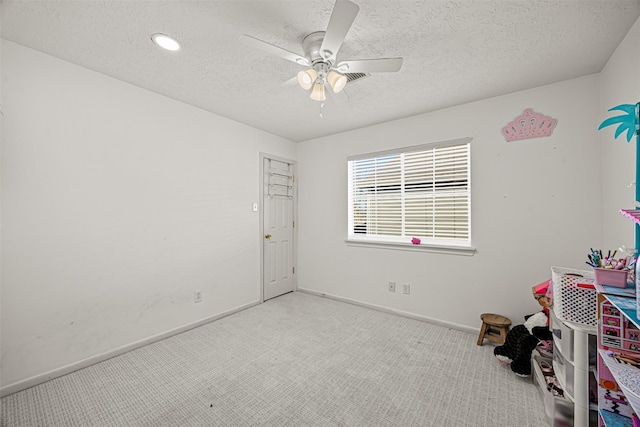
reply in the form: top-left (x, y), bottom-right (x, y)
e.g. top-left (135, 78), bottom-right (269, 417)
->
top-left (532, 354), bottom-right (553, 422)
top-left (551, 308), bottom-right (574, 362)
top-left (553, 344), bottom-right (575, 400)
top-left (533, 354), bottom-right (572, 426)
top-left (551, 267), bottom-right (597, 327)
top-left (593, 268), bottom-right (628, 288)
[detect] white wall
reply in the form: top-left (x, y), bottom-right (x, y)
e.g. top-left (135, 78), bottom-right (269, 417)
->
top-left (297, 74), bottom-right (603, 330)
top-left (600, 16), bottom-right (640, 251)
top-left (0, 40), bottom-right (296, 390)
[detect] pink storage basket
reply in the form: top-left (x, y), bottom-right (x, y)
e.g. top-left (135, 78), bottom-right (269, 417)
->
top-left (594, 268), bottom-right (629, 288)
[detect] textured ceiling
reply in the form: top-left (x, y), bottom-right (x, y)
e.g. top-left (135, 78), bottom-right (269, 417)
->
top-left (2, 0), bottom-right (640, 142)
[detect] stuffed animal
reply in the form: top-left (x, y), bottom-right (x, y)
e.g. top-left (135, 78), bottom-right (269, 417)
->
top-left (494, 311), bottom-right (552, 377)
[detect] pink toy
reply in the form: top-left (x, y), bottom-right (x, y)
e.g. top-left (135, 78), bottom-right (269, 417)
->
top-left (411, 237), bottom-right (421, 245)
top-left (532, 280), bottom-right (552, 316)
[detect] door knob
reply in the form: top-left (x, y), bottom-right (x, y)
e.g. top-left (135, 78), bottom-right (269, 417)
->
top-left (265, 234), bottom-right (272, 239)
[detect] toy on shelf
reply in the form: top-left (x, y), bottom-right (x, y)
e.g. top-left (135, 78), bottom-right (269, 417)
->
top-left (618, 210), bottom-right (640, 323)
top-left (598, 352), bottom-right (636, 420)
top-left (597, 296), bottom-right (640, 423)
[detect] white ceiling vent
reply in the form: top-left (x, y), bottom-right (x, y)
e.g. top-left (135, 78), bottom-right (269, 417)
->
top-left (345, 72), bottom-right (369, 84)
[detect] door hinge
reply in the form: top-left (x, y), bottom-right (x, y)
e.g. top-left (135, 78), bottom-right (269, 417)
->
top-left (293, 221), bottom-right (295, 228)
top-left (293, 267), bottom-right (295, 274)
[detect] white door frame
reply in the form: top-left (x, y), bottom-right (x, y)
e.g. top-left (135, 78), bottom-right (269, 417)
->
top-left (259, 152), bottom-right (297, 302)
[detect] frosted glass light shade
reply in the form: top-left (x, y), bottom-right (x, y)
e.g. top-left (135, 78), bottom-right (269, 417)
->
top-left (297, 69), bottom-right (318, 90)
top-left (327, 70), bottom-right (347, 93)
top-left (309, 82), bottom-right (326, 101)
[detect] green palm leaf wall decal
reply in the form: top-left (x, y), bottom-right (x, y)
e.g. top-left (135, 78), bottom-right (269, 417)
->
top-left (598, 102), bottom-right (640, 252)
top-left (598, 102), bottom-right (640, 143)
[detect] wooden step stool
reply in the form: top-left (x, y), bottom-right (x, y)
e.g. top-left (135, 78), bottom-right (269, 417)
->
top-left (477, 313), bottom-right (511, 346)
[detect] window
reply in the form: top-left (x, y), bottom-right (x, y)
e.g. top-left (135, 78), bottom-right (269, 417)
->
top-left (347, 138), bottom-right (471, 249)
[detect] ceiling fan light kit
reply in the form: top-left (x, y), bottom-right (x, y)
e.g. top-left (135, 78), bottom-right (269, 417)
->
top-left (310, 82), bottom-right (326, 101)
top-left (297, 69), bottom-right (318, 91)
top-left (327, 70), bottom-right (347, 93)
top-left (297, 62), bottom-right (346, 99)
top-left (240, 0), bottom-right (403, 103)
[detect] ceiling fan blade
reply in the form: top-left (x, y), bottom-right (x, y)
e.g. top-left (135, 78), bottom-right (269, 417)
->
top-left (319, 0), bottom-right (359, 62)
top-left (239, 35), bottom-right (310, 67)
top-left (335, 58), bottom-right (403, 73)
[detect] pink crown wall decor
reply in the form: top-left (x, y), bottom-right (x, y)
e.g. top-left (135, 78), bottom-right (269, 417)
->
top-left (501, 108), bottom-right (557, 142)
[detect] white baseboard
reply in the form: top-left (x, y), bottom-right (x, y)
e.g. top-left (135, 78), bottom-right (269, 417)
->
top-left (0, 300), bottom-right (261, 398)
top-left (297, 288), bottom-right (478, 335)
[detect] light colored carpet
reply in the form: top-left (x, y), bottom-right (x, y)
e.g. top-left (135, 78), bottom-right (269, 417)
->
top-left (1, 292), bottom-right (547, 426)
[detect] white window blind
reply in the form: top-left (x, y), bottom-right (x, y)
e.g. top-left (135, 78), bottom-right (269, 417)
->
top-left (348, 139), bottom-right (471, 247)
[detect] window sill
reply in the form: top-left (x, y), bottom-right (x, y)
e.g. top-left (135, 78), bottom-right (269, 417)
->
top-left (345, 239), bottom-right (476, 256)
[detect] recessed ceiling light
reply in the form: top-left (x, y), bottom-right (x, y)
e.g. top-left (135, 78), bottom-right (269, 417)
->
top-left (151, 33), bottom-right (181, 51)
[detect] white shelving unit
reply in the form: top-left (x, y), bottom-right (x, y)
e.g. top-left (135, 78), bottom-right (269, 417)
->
top-left (549, 308), bottom-right (598, 426)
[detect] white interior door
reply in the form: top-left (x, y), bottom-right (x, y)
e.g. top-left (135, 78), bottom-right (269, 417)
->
top-left (263, 157), bottom-right (295, 301)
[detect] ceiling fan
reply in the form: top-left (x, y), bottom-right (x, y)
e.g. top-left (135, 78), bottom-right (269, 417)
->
top-left (239, 0), bottom-right (403, 102)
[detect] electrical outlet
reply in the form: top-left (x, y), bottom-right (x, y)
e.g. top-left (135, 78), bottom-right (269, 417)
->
top-left (194, 290), bottom-right (202, 303)
top-left (388, 281), bottom-right (396, 293)
top-left (402, 284), bottom-right (411, 295)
